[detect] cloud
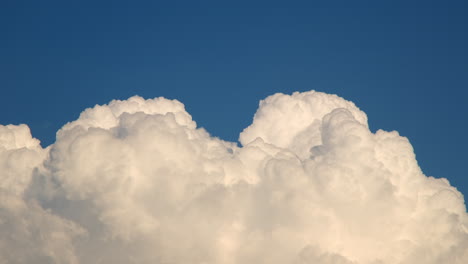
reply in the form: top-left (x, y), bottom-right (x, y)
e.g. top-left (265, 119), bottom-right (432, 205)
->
top-left (1, 91), bottom-right (467, 263)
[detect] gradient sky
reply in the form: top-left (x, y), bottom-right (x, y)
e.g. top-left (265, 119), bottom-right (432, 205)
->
top-left (1, 1), bottom-right (467, 197)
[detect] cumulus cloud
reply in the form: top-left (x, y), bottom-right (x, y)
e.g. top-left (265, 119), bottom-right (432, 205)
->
top-left (0, 91), bottom-right (467, 264)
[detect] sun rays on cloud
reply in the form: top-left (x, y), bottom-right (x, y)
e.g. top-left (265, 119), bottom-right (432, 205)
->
top-left (1, 91), bottom-right (467, 264)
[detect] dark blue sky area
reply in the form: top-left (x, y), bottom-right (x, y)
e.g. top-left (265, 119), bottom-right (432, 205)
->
top-left (1, 1), bottom-right (467, 196)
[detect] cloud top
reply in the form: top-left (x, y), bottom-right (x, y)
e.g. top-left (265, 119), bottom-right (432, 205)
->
top-left (1, 91), bottom-right (467, 264)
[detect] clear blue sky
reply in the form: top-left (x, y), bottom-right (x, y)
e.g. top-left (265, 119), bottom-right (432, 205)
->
top-left (1, 1), bottom-right (467, 196)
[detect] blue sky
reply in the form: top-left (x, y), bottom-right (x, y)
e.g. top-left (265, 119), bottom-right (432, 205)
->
top-left (1, 1), bottom-right (467, 197)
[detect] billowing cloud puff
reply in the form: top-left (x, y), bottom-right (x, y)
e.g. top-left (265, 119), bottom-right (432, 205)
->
top-left (0, 91), bottom-right (467, 264)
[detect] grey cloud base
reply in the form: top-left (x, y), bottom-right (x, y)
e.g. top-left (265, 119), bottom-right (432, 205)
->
top-left (1, 91), bottom-right (467, 264)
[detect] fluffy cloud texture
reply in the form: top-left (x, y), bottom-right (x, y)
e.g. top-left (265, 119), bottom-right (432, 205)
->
top-left (0, 91), bottom-right (467, 264)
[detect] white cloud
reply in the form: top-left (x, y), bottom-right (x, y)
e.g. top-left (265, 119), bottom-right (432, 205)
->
top-left (1, 91), bottom-right (467, 263)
